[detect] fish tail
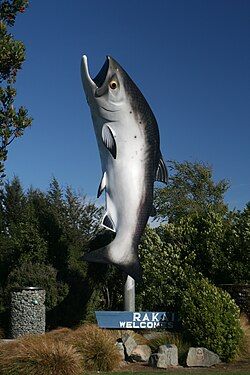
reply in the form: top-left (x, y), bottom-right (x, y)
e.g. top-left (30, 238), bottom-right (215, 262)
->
top-left (82, 245), bottom-right (142, 282)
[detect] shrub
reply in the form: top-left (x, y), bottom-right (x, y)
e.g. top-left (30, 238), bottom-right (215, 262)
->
top-left (179, 277), bottom-right (243, 362)
top-left (0, 334), bottom-right (83, 375)
top-left (65, 324), bottom-right (121, 371)
top-left (5, 262), bottom-right (69, 311)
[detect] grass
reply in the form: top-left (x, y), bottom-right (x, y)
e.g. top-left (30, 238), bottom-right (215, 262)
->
top-left (0, 334), bottom-right (83, 375)
top-left (0, 321), bottom-right (249, 374)
top-left (237, 314), bottom-right (250, 361)
top-left (85, 371), bottom-right (250, 375)
top-left (63, 323), bottom-right (121, 371)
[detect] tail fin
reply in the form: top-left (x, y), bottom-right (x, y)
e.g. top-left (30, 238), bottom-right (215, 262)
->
top-left (82, 245), bottom-right (142, 282)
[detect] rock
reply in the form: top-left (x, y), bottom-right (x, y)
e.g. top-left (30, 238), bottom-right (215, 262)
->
top-left (149, 344), bottom-right (178, 368)
top-left (158, 344), bottom-right (178, 367)
top-left (131, 344), bottom-right (152, 362)
top-left (186, 347), bottom-right (221, 367)
top-left (122, 334), bottom-right (137, 356)
top-left (115, 341), bottom-right (125, 360)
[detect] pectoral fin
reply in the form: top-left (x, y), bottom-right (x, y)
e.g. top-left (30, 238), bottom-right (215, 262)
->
top-left (155, 155), bottom-right (168, 184)
top-left (101, 212), bottom-right (116, 232)
top-left (97, 171), bottom-right (106, 198)
top-left (102, 124), bottom-right (117, 159)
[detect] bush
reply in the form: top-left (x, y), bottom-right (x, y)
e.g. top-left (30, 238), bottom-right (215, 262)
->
top-left (65, 324), bottom-right (121, 371)
top-left (179, 277), bottom-right (243, 362)
top-left (0, 334), bottom-right (83, 375)
top-left (5, 262), bottom-right (69, 311)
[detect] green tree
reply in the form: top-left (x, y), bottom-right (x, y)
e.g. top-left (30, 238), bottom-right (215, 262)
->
top-left (157, 209), bottom-right (249, 285)
top-left (0, 0), bottom-right (32, 182)
top-left (0, 177), bottom-right (104, 328)
top-left (155, 160), bottom-right (229, 222)
top-left (223, 203), bottom-right (250, 283)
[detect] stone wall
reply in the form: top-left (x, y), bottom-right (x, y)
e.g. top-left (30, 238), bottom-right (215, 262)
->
top-left (10, 287), bottom-right (46, 338)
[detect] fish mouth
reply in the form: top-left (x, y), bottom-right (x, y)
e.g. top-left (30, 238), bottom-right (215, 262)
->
top-left (81, 55), bottom-right (110, 90)
top-left (93, 57), bottom-right (109, 88)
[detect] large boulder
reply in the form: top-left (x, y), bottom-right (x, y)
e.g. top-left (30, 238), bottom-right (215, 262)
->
top-left (131, 344), bottom-right (151, 362)
top-left (121, 334), bottom-right (137, 357)
top-left (187, 347), bottom-right (221, 367)
top-left (115, 340), bottom-right (125, 360)
top-left (149, 344), bottom-right (178, 368)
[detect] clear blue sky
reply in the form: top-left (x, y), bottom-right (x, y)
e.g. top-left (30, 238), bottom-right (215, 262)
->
top-left (6, 0), bottom-right (250, 210)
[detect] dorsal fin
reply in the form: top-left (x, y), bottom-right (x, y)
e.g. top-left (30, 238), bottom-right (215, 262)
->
top-left (101, 212), bottom-right (116, 232)
top-left (102, 124), bottom-right (117, 159)
top-left (155, 155), bottom-right (168, 184)
top-left (97, 172), bottom-right (107, 198)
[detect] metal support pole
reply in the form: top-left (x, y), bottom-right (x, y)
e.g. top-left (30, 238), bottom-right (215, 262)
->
top-left (124, 275), bottom-right (135, 311)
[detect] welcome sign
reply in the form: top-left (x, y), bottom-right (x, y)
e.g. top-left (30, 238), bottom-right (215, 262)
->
top-left (95, 311), bottom-right (178, 329)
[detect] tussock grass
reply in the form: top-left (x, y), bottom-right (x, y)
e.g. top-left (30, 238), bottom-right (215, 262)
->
top-left (237, 314), bottom-right (250, 361)
top-left (0, 334), bottom-right (83, 375)
top-left (65, 323), bottom-right (121, 371)
top-left (113, 330), bottom-right (149, 345)
top-left (46, 327), bottom-right (72, 341)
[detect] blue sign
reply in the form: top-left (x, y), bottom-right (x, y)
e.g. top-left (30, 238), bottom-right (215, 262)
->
top-left (95, 311), bottom-right (178, 329)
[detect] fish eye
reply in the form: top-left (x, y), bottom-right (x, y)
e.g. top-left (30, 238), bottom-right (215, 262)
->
top-left (109, 80), bottom-right (118, 90)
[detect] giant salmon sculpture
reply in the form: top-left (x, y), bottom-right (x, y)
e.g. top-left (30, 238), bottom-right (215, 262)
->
top-left (81, 55), bottom-right (167, 282)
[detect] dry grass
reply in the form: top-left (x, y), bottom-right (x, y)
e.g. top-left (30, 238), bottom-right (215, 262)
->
top-left (65, 323), bottom-right (121, 371)
top-left (0, 334), bottom-right (83, 375)
top-left (237, 314), bottom-right (250, 361)
top-left (45, 327), bottom-right (72, 341)
top-left (112, 330), bottom-right (149, 345)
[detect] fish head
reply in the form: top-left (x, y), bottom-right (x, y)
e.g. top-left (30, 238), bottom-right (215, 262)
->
top-left (81, 55), bottom-right (129, 122)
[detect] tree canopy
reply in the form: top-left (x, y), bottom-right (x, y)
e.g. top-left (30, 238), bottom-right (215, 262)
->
top-left (154, 160), bottom-right (230, 222)
top-left (0, 0), bottom-right (32, 182)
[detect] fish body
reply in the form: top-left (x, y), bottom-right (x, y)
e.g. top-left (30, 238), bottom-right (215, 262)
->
top-left (81, 56), bottom-right (167, 281)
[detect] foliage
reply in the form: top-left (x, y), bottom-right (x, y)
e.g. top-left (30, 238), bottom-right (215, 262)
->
top-left (179, 277), bottom-right (243, 362)
top-left (0, 334), bottom-right (83, 375)
top-left (156, 209), bottom-right (250, 284)
top-left (64, 324), bottom-right (121, 371)
top-left (137, 226), bottom-right (198, 310)
top-left (137, 225), bottom-right (245, 361)
top-left (5, 262), bottom-right (69, 311)
top-left (0, 0), bottom-right (32, 182)
top-left (0, 177), bottom-right (103, 328)
top-left (154, 160), bottom-right (229, 222)
top-left (224, 204), bottom-right (250, 283)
